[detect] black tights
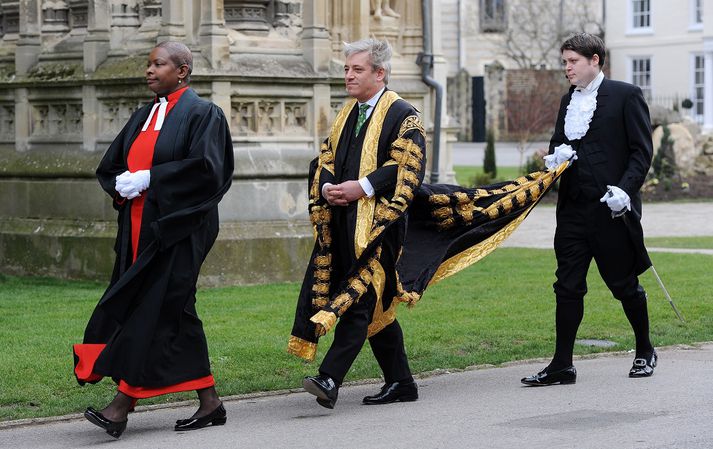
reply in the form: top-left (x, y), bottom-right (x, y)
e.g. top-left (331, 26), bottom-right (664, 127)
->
top-left (549, 296), bottom-right (653, 372)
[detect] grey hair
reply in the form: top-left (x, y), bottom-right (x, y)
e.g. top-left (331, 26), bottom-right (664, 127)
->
top-left (155, 40), bottom-right (193, 83)
top-left (343, 38), bottom-right (392, 84)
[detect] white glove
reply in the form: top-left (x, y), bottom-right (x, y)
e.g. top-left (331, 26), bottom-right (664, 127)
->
top-left (599, 185), bottom-right (631, 215)
top-left (115, 170), bottom-right (150, 200)
top-left (543, 144), bottom-right (578, 171)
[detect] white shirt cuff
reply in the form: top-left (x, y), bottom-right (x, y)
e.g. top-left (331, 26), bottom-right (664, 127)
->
top-left (321, 182), bottom-right (333, 200)
top-left (358, 177), bottom-right (375, 198)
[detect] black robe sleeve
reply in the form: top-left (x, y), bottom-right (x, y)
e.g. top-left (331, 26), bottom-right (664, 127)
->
top-left (148, 104), bottom-right (234, 249)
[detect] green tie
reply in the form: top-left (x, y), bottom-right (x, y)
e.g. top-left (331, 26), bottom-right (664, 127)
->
top-left (354, 103), bottom-right (370, 137)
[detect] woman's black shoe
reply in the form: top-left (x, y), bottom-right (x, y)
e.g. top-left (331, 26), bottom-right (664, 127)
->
top-left (629, 351), bottom-right (657, 377)
top-left (521, 365), bottom-right (577, 386)
top-left (84, 407), bottom-right (128, 439)
top-left (174, 403), bottom-right (227, 431)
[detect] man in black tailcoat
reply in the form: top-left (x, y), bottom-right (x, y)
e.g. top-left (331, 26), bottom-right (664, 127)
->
top-left (522, 33), bottom-right (656, 386)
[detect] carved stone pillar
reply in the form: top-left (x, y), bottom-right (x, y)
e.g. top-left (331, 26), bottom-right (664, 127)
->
top-left (109, 0), bottom-right (140, 50)
top-left (84, 0), bottom-right (110, 72)
top-left (302, 0), bottom-right (329, 72)
top-left (199, 0), bottom-right (229, 69)
top-left (224, 0), bottom-right (271, 36)
top-left (329, 0), bottom-right (369, 57)
top-left (397, 0), bottom-right (422, 61)
top-left (16, 0), bottom-right (42, 75)
top-left (129, 0), bottom-right (161, 49)
top-left (41, 0), bottom-right (70, 35)
top-left (158, 0), bottom-right (186, 42)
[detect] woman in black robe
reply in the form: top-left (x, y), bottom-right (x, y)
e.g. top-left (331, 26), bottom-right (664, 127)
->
top-left (72, 41), bottom-right (234, 438)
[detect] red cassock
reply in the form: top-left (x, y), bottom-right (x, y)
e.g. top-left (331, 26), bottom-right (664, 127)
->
top-left (73, 87), bottom-right (234, 399)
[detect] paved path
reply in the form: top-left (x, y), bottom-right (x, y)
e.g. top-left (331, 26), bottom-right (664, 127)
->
top-left (503, 202), bottom-right (713, 255)
top-left (2, 344), bottom-right (712, 449)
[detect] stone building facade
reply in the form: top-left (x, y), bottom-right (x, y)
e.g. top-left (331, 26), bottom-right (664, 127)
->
top-left (0, 0), bottom-right (454, 285)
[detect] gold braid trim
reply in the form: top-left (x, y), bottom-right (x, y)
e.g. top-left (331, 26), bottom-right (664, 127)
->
top-left (310, 310), bottom-right (338, 337)
top-left (428, 201), bottom-right (538, 285)
top-left (306, 100), bottom-right (358, 310)
top-left (355, 91), bottom-right (401, 258)
top-left (428, 169), bottom-right (559, 230)
top-left (428, 167), bottom-right (565, 285)
top-left (398, 114), bottom-right (426, 139)
top-left (287, 335), bottom-right (318, 362)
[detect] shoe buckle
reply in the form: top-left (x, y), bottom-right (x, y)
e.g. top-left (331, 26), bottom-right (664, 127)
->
top-left (633, 358), bottom-right (646, 367)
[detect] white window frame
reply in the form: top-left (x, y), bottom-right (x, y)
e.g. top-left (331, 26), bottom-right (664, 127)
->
top-left (689, 0), bottom-right (703, 31)
top-left (628, 55), bottom-right (653, 101)
top-left (627, 0), bottom-right (653, 35)
top-left (691, 53), bottom-right (705, 120)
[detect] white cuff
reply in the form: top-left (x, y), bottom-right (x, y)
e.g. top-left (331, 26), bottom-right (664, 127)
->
top-left (358, 177), bottom-right (375, 198)
top-left (321, 182), bottom-right (333, 200)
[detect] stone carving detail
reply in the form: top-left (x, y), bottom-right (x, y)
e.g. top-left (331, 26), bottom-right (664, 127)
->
top-left (1, 2), bottom-right (19, 35)
top-left (371, 0), bottom-right (400, 19)
top-left (42, 0), bottom-right (70, 34)
top-left (284, 102), bottom-right (307, 131)
top-left (140, 0), bottom-right (161, 20)
top-left (68, 0), bottom-right (88, 29)
top-left (225, 0), bottom-right (302, 38)
top-left (232, 99), bottom-right (309, 136)
top-left (0, 104), bottom-right (14, 140)
top-left (330, 100), bottom-right (346, 121)
top-left (111, 1), bottom-right (140, 27)
top-left (100, 99), bottom-right (144, 136)
top-left (225, 0), bottom-right (271, 35)
top-left (31, 102), bottom-right (83, 137)
top-left (272, 0), bottom-right (302, 38)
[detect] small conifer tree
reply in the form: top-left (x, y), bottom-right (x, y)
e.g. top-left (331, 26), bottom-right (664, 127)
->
top-left (483, 128), bottom-right (497, 178)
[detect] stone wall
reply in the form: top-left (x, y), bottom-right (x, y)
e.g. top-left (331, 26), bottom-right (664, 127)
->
top-left (0, 0), bottom-right (453, 285)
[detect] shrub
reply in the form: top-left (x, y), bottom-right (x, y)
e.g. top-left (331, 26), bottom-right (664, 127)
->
top-left (483, 128), bottom-right (497, 178)
top-left (651, 125), bottom-right (677, 180)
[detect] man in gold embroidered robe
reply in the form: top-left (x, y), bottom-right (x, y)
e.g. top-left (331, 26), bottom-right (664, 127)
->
top-left (289, 39), bottom-right (426, 409)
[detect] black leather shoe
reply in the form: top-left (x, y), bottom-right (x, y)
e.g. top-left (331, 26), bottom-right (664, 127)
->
top-left (362, 380), bottom-right (419, 405)
top-left (303, 375), bottom-right (339, 409)
top-left (174, 403), bottom-right (227, 431)
top-left (521, 366), bottom-right (577, 386)
top-left (629, 351), bottom-right (657, 378)
top-left (84, 407), bottom-right (127, 439)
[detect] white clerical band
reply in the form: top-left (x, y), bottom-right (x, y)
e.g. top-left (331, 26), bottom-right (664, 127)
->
top-left (141, 96), bottom-right (169, 132)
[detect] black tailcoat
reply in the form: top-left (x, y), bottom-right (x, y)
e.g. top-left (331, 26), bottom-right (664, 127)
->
top-left (550, 78), bottom-right (653, 282)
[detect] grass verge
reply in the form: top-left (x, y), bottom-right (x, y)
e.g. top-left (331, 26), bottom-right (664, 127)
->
top-left (453, 165), bottom-right (521, 186)
top-left (645, 236), bottom-right (713, 249)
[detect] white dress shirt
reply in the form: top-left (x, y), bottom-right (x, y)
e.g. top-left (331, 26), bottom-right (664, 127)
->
top-left (323, 87), bottom-right (386, 200)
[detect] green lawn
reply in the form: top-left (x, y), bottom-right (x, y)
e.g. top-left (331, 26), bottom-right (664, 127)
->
top-left (454, 165), bottom-right (521, 187)
top-left (1, 248), bottom-right (711, 421)
top-left (645, 236), bottom-right (713, 250)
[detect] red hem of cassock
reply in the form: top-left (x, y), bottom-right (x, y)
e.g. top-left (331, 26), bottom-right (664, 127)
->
top-left (73, 343), bottom-right (214, 398)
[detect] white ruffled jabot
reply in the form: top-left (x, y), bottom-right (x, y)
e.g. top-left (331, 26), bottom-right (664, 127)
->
top-left (564, 89), bottom-right (597, 140)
